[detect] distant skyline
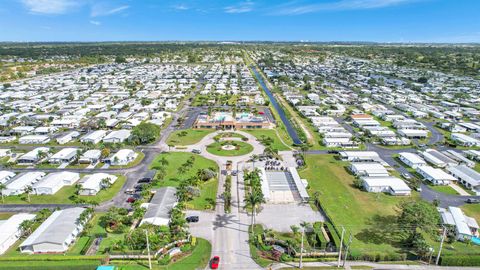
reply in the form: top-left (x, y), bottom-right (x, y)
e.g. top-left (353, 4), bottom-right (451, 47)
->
top-left (0, 0), bottom-right (479, 43)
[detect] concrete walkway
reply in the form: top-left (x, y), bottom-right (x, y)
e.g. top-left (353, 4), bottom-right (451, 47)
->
top-left (449, 183), bottom-right (471, 196)
top-left (271, 261), bottom-right (480, 270)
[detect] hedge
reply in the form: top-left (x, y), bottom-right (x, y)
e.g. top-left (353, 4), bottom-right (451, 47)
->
top-left (441, 255), bottom-right (480, 266)
top-left (325, 222), bottom-right (341, 249)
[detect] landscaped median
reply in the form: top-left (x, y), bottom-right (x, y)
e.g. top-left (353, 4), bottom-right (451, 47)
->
top-left (166, 129), bottom-right (214, 146)
top-left (206, 140), bottom-right (253, 156)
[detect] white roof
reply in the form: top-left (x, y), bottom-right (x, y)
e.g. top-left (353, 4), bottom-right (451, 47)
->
top-left (362, 176), bottom-right (411, 191)
top-left (416, 166), bottom-right (456, 181)
top-left (103, 130), bottom-right (131, 141)
top-left (50, 148), bottom-right (78, 160)
top-left (33, 172), bottom-right (79, 189)
top-left (0, 171), bottom-right (15, 184)
top-left (6, 172), bottom-right (46, 190)
top-left (81, 173), bottom-right (117, 191)
top-left (340, 151), bottom-right (379, 158)
top-left (81, 150), bottom-right (101, 159)
top-left (81, 130), bottom-right (107, 141)
top-left (20, 147), bottom-right (50, 160)
top-left (0, 213), bottom-right (36, 250)
top-left (399, 152), bottom-right (426, 165)
top-left (112, 149), bottom-right (135, 160)
top-left (450, 206), bottom-right (474, 236)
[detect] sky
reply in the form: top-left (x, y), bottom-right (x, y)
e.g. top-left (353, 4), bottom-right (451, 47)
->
top-left (0, 0), bottom-right (479, 43)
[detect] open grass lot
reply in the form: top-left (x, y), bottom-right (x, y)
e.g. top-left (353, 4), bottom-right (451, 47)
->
top-left (1, 175), bottom-right (126, 204)
top-left (150, 152), bottom-right (219, 210)
top-left (167, 129), bottom-right (214, 146)
top-left (0, 260), bottom-right (102, 270)
top-left (206, 141), bottom-right (253, 156)
top-left (244, 129), bottom-right (291, 151)
top-left (430, 185), bottom-right (459, 195)
top-left (298, 154), bottom-right (420, 255)
top-left (462, 204), bottom-right (480, 223)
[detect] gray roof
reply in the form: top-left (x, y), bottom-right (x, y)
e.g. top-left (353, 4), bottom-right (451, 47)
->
top-left (21, 207), bottom-right (85, 247)
top-left (143, 187), bottom-right (177, 220)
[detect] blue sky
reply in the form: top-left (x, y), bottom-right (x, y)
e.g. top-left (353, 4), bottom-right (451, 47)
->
top-left (0, 0), bottom-right (479, 42)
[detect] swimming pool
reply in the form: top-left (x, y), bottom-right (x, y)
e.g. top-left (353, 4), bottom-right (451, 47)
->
top-left (472, 236), bottom-right (480, 245)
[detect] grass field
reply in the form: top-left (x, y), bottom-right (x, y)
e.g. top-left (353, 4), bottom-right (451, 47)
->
top-left (244, 129), bottom-right (291, 151)
top-left (462, 204), bottom-right (480, 223)
top-left (206, 141), bottom-right (253, 156)
top-left (167, 129), bottom-right (214, 146)
top-left (0, 212), bottom-right (14, 219)
top-left (429, 185), bottom-right (459, 195)
top-left (150, 152), bottom-right (219, 210)
top-left (299, 154), bottom-right (419, 255)
top-left (1, 175), bottom-right (126, 204)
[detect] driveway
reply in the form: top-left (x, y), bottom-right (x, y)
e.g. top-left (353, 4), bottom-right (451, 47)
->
top-left (185, 210), bottom-right (215, 242)
top-left (256, 203), bottom-right (325, 232)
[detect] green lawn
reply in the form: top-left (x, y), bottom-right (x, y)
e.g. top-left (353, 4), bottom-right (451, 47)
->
top-left (0, 260), bottom-right (102, 270)
top-left (0, 212), bottom-right (14, 219)
top-left (67, 236), bottom-right (91, 255)
top-left (1, 175), bottom-right (126, 204)
top-left (166, 129), bottom-right (214, 146)
top-left (244, 129), bottom-right (291, 151)
top-left (429, 185), bottom-right (459, 195)
top-left (206, 141), bottom-right (253, 156)
top-left (298, 154), bottom-right (419, 255)
top-left (150, 152), bottom-right (219, 210)
top-left (462, 204), bottom-right (480, 223)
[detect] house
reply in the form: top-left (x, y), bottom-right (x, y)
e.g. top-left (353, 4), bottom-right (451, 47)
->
top-left (48, 148), bottom-right (78, 164)
top-left (398, 129), bottom-right (428, 139)
top-left (439, 206), bottom-right (479, 241)
top-left (140, 187), bottom-right (178, 226)
top-left (20, 207), bottom-right (88, 254)
top-left (17, 147), bottom-right (50, 164)
top-left (18, 135), bottom-right (50, 144)
top-left (0, 171), bottom-right (15, 184)
top-left (105, 149), bottom-right (137, 166)
top-left (349, 163), bottom-right (389, 177)
top-left (339, 151), bottom-right (385, 164)
top-left (447, 165), bottom-right (480, 195)
top-left (451, 133), bottom-right (480, 147)
top-left (0, 213), bottom-right (37, 254)
top-left (2, 172), bottom-right (46, 196)
top-left (422, 149), bottom-right (458, 168)
top-left (80, 130), bottom-right (107, 144)
top-left (416, 166), bottom-right (456, 185)
top-left (0, 149), bottom-right (12, 157)
top-left (398, 152), bottom-right (427, 169)
top-left (322, 137), bottom-right (357, 148)
top-left (56, 131), bottom-right (80, 145)
top-left (79, 173), bottom-right (117, 195)
top-left (103, 130), bottom-right (131, 144)
top-left (33, 172), bottom-right (80, 195)
top-left (79, 150), bottom-right (101, 164)
top-left (361, 176), bottom-right (411, 196)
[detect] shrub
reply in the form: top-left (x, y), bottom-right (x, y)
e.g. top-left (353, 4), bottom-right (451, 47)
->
top-left (441, 255), bottom-right (480, 266)
top-left (158, 254), bottom-right (171, 265)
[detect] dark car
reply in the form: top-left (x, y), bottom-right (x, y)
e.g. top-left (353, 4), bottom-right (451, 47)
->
top-left (192, 149), bottom-right (201, 154)
top-left (466, 198), bottom-right (480, 204)
top-left (210, 256), bottom-right (220, 269)
top-left (186, 216), bottom-right (199, 223)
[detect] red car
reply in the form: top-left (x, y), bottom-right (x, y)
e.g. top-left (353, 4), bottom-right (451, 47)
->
top-left (126, 197), bottom-right (136, 203)
top-left (210, 256), bottom-right (220, 269)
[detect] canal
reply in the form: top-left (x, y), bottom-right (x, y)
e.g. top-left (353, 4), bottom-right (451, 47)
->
top-left (250, 65), bottom-right (303, 145)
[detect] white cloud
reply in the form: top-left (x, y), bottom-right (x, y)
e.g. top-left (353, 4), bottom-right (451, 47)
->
top-left (224, 1), bottom-right (254, 13)
top-left (272, 0), bottom-right (422, 15)
top-left (20, 0), bottom-right (82, 14)
top-left (90, 20), bottom-right (101, 26)
top-left (173, 4), bottom-right (189, 11)
top-left (91, 4), bottom-right (129, 17)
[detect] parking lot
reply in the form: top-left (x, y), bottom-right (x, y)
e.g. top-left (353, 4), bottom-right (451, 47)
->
top-left (256, 203), bottom-right (325, 232)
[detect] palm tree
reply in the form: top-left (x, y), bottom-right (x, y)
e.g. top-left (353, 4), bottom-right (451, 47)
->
top-left (250, 154), bottom-right (259, 169)
top-left (244, 190), bottom-right (265, 236)
top-left (24, 185), bottom-right (33, 203)
top-left (299, 221), bottom-right (311, 268)
top-left (100, 178), bottom-right (111, 190)
top-left (19, 219), bottom-right (34, 237)
top-left (0, 183), bottom-right (6, 203)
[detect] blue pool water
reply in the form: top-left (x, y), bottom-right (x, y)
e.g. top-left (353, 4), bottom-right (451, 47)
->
top-left (472, 237), bottom-right (480, 245)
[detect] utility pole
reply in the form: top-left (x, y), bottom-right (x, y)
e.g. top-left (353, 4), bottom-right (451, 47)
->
top-left (428, 247), bottom-right (434, 265)
top-left (337, 226), bottom-right (345, 268)
top-left (435, 226), bottom-right (447, 265)
top-left (145, 230), bottom-right (152, 270)
top-left (342, 234), bottom-right (353, 268)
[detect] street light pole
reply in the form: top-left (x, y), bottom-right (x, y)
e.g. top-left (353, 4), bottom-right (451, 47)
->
top-left (436, 226), bottom-right (447, 265)
top-left (337, 226), bottom-right (345, 268)
top-left (145, 230), bottom-right (152, 270)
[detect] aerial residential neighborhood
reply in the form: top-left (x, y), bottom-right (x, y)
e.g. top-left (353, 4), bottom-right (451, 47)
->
top-left (0, 0), bottom-right (480, 270)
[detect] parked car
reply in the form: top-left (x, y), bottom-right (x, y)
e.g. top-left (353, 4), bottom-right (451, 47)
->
top-left (401, 172), bottom-right (412, 180)
top-left (186, 216), bottom-right (199, 223)
top-left (466, 198), bottom-right (480, 204)
top-left (124, 188), bottom-right (135, 195)
top-left (192, 149), bottom-right (201, 154)
top-left (231, 170), bottom-right (238, 176)
top-left (211, 256), bottom-right (220, 269)
top-left (416, 186), bottom-right (422, 192)
top-left (127, 197), bottom-right (136, 203)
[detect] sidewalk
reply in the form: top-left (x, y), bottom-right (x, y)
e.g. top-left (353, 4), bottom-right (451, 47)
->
top-left (449, 183), bottom-right (470, 196)
top-left (270, 261), bottom-right (480, 270)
